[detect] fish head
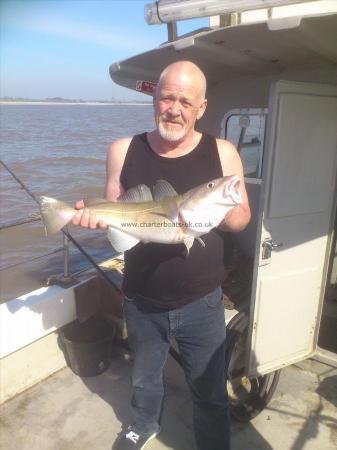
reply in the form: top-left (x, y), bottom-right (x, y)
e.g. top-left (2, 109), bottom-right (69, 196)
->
top-left (179, 175), bottom-right (242, 234)
top-left (217, 175), bottom-right (242, 206)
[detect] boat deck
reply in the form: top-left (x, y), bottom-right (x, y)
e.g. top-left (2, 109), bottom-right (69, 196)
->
top-left (1, 346), bottom-right (336, 450)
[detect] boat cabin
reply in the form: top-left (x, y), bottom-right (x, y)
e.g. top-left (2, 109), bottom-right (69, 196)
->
top-left (1, 0), bottom-right (336, 424)
top-left (109, 0), bottom-right (337, 383)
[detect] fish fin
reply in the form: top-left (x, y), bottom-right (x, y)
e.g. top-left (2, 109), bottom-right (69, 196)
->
top-left (151, 212), bottom-right (168, 219)
top-left (39, 196), bottom-right (74, 235)
top-left (183, 236), bottom-right (195, 255)
top-left (118, 185), bottom-right (152, 203)
top-left (196, 237), bottom-right (206, 247)
top-left (151, 197), bottom-right (179, 222)
top-left (165, 198), bottom-right (179, 222)
top-left (107, 227), bottom-right (140, 252)
top-left (83, 197), bottom-right (107, 206)
top-left (153, 180), bottom-right (178, 200)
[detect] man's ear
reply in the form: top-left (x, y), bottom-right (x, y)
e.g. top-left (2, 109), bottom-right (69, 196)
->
top-left (197, 99), bottom-right (207, 120)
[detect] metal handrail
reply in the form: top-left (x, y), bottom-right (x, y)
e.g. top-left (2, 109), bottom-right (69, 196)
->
top-left (0, 247), bottom-right (64, 271)
top-left (0, 216), bottom-right (115, 287)
top-left (0, 214), bottom-right (71, 277)
top-left (1, 159), bottom-right (121, 294)
top-left (0, 209), bottom-right (121, 290)
top-left (0, 212), bottom-right (41, 230)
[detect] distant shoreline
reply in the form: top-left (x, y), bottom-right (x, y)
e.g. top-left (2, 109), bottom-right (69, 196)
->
top-left (0, 101), bottom-right (152, 106)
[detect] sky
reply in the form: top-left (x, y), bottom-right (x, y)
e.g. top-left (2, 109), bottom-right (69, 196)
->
top-left (1, 0), bottom-right (208, 101)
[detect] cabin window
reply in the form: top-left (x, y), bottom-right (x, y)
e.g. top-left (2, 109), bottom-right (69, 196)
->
top-left (221, 108), bottom-right (267, 179)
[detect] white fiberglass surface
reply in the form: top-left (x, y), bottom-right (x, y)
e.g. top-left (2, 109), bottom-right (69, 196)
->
top-left (248, 81), bottom-right (337, 376)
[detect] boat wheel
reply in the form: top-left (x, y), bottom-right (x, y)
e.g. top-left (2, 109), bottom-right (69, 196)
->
top-left (225, 311), bottom-right (281, 422)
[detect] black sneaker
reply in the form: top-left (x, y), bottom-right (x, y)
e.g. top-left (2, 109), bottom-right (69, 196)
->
top-left (112, 425), bottom-right (159, 450)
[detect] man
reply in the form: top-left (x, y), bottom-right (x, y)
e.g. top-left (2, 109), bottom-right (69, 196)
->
top-left (73, 61), bottom-right (250, 450)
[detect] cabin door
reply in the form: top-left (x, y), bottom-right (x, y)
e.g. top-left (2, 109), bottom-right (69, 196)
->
top-left (247, 81), bottom-right (337, 376)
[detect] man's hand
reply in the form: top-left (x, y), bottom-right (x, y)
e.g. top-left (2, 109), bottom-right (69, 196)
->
top-left (72, 200), bottom-right (108, 229)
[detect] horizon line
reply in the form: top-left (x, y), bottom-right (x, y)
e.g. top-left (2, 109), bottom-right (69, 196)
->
top-left (0, 97), bottom-right (152, 105)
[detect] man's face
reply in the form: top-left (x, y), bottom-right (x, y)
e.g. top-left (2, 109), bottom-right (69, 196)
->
top-left (154, 72), bottom-right (206, 143)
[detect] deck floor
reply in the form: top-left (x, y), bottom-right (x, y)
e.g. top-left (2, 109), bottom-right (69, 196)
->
top-left (1, 348), bottom-right (336, 450)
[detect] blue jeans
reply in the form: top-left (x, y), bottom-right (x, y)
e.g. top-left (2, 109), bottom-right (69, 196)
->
top-left (123, 286), bottom-right (230, 450)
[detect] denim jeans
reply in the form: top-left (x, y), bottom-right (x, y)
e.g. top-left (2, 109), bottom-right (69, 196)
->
top-left (123, 286), bottom-right (230, 450)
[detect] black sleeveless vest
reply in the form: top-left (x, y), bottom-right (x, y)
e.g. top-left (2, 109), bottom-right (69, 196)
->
top-left (120, 133), bottom-right (232, 308)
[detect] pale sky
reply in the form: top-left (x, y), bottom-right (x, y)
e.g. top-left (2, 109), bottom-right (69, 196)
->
top-left (1, 0), bottom-right (208, 101)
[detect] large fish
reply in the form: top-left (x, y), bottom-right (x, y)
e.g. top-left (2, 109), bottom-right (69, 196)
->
top-left (39, 176), bottom-right (242, 253)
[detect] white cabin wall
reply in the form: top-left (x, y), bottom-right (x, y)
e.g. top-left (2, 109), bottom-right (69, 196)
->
top-left (197, 63), bottom-right (337, 259)
top-left (199, 64), bottom-right (337, 136)
top-left (201, 77), bottom-right (269, 136)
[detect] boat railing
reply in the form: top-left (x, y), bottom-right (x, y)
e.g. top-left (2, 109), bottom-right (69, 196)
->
top-left (0, 212), bottom-right (42, 230)
top-left (1, 214), bottom-right (74, 284)
top-left (0, 160), bottom-right (122, 294)
top-left (0, 214), bottom-right (123, 295)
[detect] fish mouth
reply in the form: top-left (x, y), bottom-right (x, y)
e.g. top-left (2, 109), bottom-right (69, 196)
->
top-left (223, 176), bottom-right (242, 204)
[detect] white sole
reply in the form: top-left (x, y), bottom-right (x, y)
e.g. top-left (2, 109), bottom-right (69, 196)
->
top-left (140, 431), bottom-right (160, 449)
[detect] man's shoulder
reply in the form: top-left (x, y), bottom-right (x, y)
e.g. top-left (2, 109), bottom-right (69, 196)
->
top-left (215, 137), bottom-right (237, 154)
top-left (215, 138), bottom-right (243, 175)
top-left (108, 136), bottom-right (137, 163)
top-left (109, 136), bottom-right (134, 153)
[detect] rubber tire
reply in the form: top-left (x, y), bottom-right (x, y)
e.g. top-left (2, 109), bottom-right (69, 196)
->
top-left (225, 311), bottom-right (281, 422)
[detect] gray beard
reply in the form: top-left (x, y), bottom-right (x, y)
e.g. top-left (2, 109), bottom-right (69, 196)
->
top-left (158, 121), bottom-right (187, 142)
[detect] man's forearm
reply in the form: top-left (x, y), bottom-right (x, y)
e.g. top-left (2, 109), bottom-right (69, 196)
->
top-left (218, 204), bottom-right (251, 232)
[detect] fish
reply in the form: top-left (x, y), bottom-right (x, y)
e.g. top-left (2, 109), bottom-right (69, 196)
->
top-left (39, 175), bottom-right (242, 253)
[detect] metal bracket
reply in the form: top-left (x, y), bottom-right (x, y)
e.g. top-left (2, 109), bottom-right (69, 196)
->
top-left (167, 21), bottom-right (177, 41)
top-left (46, 274), bottom-right (79, 288)
top-left (262, 238), bottom-right (283, 260)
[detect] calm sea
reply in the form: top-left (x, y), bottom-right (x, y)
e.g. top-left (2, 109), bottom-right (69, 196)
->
top-left (0, 104), bottom-right (155, 301)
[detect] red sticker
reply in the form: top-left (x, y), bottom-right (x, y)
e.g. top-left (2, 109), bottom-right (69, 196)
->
top-left (136, 80), bottom-right (157, 94)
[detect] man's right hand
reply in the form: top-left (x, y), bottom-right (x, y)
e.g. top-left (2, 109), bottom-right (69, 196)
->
top-left (72, 200), bottom-right (108, 229)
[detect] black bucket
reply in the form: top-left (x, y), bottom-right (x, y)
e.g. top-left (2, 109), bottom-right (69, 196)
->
top-left (60, 316), bottom-right (115, 377)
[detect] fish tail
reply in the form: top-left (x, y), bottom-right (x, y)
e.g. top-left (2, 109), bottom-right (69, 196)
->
top-left (39, 196), bottom-right (75, 235)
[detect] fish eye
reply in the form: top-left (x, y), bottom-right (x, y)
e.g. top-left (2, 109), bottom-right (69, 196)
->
top-left (207, 182), bottom-right (215, 189)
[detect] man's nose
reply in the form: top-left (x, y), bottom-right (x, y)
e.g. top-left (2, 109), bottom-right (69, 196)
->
top-left (168, 101), bottom-right (181, 116)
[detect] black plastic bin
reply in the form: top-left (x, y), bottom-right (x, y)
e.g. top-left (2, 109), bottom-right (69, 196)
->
top-left (60, 316), bottom-right (115, 377)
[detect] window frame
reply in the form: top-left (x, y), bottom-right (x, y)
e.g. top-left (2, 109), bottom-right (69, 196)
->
top-left (221, 108), bottom-right (268, 182)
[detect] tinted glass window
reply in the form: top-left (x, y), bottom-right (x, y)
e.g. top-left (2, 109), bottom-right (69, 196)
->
top-left (224, 112), bottom-right (267, 178)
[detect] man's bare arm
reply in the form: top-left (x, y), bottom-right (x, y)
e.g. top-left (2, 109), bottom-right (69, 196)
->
top-left (105, 137), bottom-right (131, 201)
top-left (72, 137), bottom-right (132, 229)
top-left (216, 139), bottom-right (251, 232)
